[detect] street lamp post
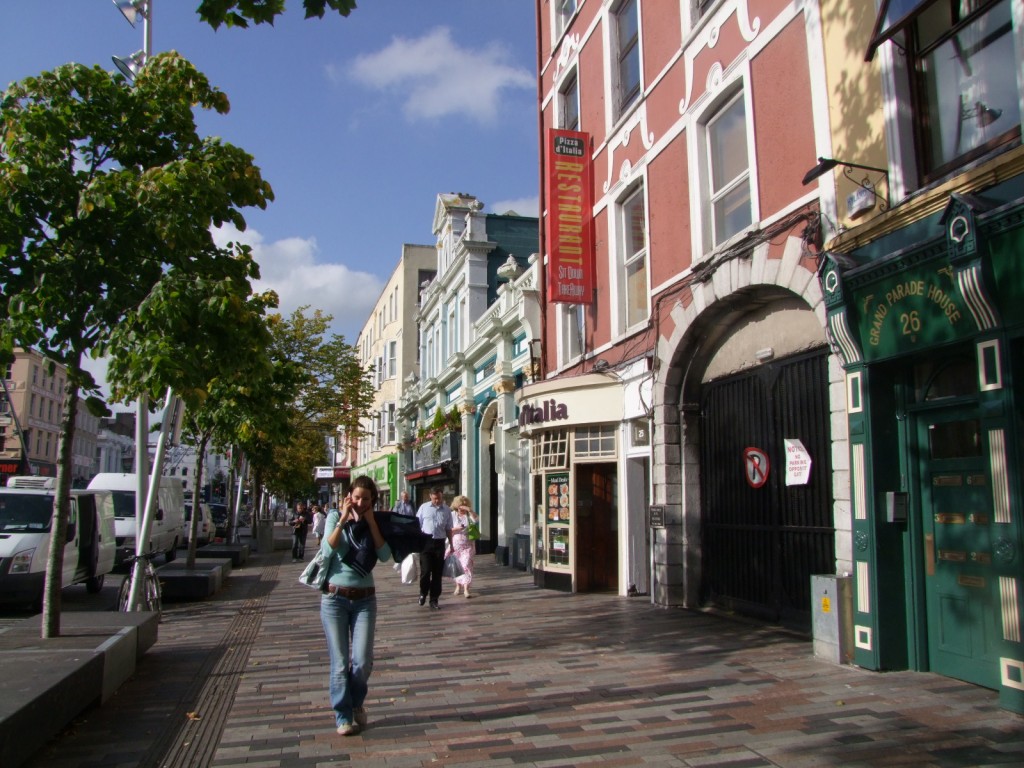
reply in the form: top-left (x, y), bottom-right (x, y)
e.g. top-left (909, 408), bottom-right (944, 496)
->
top-left (111, 0), bottom-right (171, 612)
top-left (112, 1), bottom-right (152, 79)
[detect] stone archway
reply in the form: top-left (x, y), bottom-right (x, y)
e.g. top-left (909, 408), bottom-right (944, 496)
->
top-left (649, 236), bottom-right (847, 608)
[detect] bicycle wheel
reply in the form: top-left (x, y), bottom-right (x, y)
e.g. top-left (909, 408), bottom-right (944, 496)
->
top-left (117, 574), bottom-right (132, 612)
top-left (144, 568), bottom-right (163, 616)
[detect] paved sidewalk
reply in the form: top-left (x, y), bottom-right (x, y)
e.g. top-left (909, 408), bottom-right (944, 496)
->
top-left (24, 545), bottom-right (1024, 767)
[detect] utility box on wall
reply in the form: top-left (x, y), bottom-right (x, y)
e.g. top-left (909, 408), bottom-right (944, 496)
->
top-left (811, 574), bottom-right (853, 664)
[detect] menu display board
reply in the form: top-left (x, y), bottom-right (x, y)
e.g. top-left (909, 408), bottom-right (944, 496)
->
top-left (545, 473), bottom-right (570, 522)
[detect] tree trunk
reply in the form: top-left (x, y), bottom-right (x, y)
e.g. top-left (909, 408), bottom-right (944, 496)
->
top-left (186, 432), bottom-right (210, 570)
top-left (42, 381), bottom-right (80, 639)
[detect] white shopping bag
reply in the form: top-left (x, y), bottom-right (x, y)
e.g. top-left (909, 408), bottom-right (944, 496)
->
top-left (400, 553), bottom-right (419, 584)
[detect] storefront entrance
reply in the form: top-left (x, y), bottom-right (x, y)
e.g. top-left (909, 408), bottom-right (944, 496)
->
top-left (574, 463), bottom-right (617, 592)
top-left (914, 405), bottom-right (1001, 689)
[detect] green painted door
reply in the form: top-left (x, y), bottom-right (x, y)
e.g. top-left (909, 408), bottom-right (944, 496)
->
top-left (917, 409), bottom-right (999, 689)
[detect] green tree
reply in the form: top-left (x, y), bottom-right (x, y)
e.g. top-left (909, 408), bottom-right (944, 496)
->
top-left (104, 268), bottom-right (294, 566)
top-left (0, 53), bottom-right (273, 636)
top-left (198, 0), bottom-right (357, 29)
top-left (255, 307), bottom-right (374, 501)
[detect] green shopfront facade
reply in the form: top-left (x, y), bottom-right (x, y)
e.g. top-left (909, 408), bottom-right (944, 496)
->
top-left (823, 187), bottom-right (1024, 713)
top-left (351, 453), bottom-right (398, 511)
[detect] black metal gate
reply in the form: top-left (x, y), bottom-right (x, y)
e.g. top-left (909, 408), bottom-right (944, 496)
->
top-left (699, 348), bottom-right (835, 629)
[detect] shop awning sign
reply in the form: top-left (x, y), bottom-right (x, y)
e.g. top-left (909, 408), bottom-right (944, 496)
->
top-left (784, 438), bottom-right (812, 486)
top-left (743, 447), bottom-right (770, 488)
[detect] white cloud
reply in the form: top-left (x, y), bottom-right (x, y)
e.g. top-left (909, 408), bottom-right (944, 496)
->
top-left (489, 195), bottom-right (539, 218)
top-left (213, 224), bottom-right (383, 344)
top-left (347, 27), bottom-right (534, 124)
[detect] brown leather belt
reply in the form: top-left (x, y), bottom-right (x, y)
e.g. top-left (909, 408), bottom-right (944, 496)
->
top-left (325, 584), bottom-right (376, 600)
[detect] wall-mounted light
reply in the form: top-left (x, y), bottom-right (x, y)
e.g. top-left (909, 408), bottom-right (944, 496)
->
top-left (755, 347), bottom-right (775, 362)
top-left (802, 156), bottom-right (889, 212)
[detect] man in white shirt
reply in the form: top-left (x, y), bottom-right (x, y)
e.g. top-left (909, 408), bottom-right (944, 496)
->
top-left (415, 488), bottom-right (453, 609)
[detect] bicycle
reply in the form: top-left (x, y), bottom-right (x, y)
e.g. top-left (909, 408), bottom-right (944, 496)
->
top-left (117, 550), bottom-right (163, 617)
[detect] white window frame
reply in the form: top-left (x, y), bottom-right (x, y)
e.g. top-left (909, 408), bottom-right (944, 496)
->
top-left (612, 0), bottom-right (642, 120)
top-left (617, 183), bottom-right (649, 333)
top-left (386, 402), bottom-right (397, 444)
top-left (558, 69), bottom-right (580, 131)
top-left (704, 90), bottom-right (752, 248)
top-left (689, 74), bottom-right (758, 258)
top-left (388, 340), bottom-right (397, 379)
top-left (553, 0), bottom-right (578, 41)
top-left (558, 303), bottom-right (585, 367)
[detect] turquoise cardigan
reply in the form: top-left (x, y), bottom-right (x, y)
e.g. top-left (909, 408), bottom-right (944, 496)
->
top-left (319, 509), bottom-right (393, 589)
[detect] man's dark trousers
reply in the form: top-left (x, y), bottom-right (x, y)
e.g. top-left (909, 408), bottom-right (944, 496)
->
top-left (419, 538), bottom-right (446, 604)
top-left (293, 528), bottom-right (307, 560)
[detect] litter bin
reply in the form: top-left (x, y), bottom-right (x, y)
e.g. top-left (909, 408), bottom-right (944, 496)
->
top-left (511, 526), bottom-right (531, 571)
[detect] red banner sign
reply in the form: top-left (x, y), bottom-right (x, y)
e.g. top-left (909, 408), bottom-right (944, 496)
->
top-left (545, 129), bottom-right (593, 304)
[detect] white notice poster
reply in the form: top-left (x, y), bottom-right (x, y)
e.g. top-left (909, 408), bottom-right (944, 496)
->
top-left (784, 438), bottom-right (812, 486)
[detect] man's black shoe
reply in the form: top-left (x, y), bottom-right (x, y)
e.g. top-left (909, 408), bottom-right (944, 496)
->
top-left (430, 602), bottom-right (440, 610)
top-left (418, 595), bottom-right (426, 606)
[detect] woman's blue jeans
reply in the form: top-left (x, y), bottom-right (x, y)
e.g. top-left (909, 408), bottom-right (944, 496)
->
top-left (320, 593), bottom-right (377, 726)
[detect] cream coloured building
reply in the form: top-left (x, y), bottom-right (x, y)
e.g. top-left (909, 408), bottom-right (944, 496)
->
top-left (351, 244), bottom-right (436, 509)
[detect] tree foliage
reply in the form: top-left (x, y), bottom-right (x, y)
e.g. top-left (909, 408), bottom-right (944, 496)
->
top-left (254, 307), bottom-right (375, 501)
top-left (197, 0), bottom-right (357, 29)
top-left (0, 52), bottom-right (273, 635)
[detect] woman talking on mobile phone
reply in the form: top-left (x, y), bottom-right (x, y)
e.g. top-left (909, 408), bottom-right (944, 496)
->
top-left (319, 475), bottom-right (391, 736)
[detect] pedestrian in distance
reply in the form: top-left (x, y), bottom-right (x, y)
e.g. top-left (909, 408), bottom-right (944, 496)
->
top-left (312, 504), bottom-right (327, 546)
top-left (392, 490), bottom-right (415, 517)
top-left (290, 501), bottom-right (311, 561)
top-left (449, 495), bottom-right (478, 598)
top-left (319, 475), bottom-right (392, 736)
top-left (415, 487), bottom-right (453, 610)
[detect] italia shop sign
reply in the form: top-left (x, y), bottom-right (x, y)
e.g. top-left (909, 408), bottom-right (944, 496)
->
top-left (545, 128), bottom-right (593, 304)
top-left (519, 398), bottom-right (569, 427)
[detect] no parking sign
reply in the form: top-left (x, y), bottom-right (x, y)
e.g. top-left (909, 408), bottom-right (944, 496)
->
top-left (743, 447), bottom-right (770, 488)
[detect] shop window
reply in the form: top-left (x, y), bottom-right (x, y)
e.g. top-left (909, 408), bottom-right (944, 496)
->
top-left (869, 0), bottom-right (1019, 185)
top-left (547, 526), bottom-right (570, 566)
top-left (531, 430), bottom-right (568, 471)
top-left (574, 425), bottom-right (617, 458)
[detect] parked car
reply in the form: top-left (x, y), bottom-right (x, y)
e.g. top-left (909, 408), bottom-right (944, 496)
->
top-left (182, 503), bottom-right (212, 547)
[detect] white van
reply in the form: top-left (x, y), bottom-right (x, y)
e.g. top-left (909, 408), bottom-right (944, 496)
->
top-left (0, 476), bottom-right (117, 610)
top-left (87, 473), bottom-right (184, 566)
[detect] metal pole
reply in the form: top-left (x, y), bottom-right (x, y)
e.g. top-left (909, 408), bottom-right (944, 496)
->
top-left (128, 388), bottom-right (174, 610)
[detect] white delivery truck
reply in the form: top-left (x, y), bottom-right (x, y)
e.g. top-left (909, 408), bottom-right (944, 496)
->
top-left (0, 476), bottom-right (117, 610)
top-left (87, 473), bottom-right (184, 566)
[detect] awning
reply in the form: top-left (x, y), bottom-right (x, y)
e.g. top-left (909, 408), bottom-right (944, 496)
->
top-left (405, 464), bottom-right (452, 482)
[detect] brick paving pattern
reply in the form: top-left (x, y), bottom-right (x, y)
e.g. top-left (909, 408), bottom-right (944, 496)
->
top-left (24, 544), bottom-right (1024, 767)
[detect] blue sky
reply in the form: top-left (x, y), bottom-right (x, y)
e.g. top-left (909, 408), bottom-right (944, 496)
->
top-left (0, 2), bottom-right (540, 350)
